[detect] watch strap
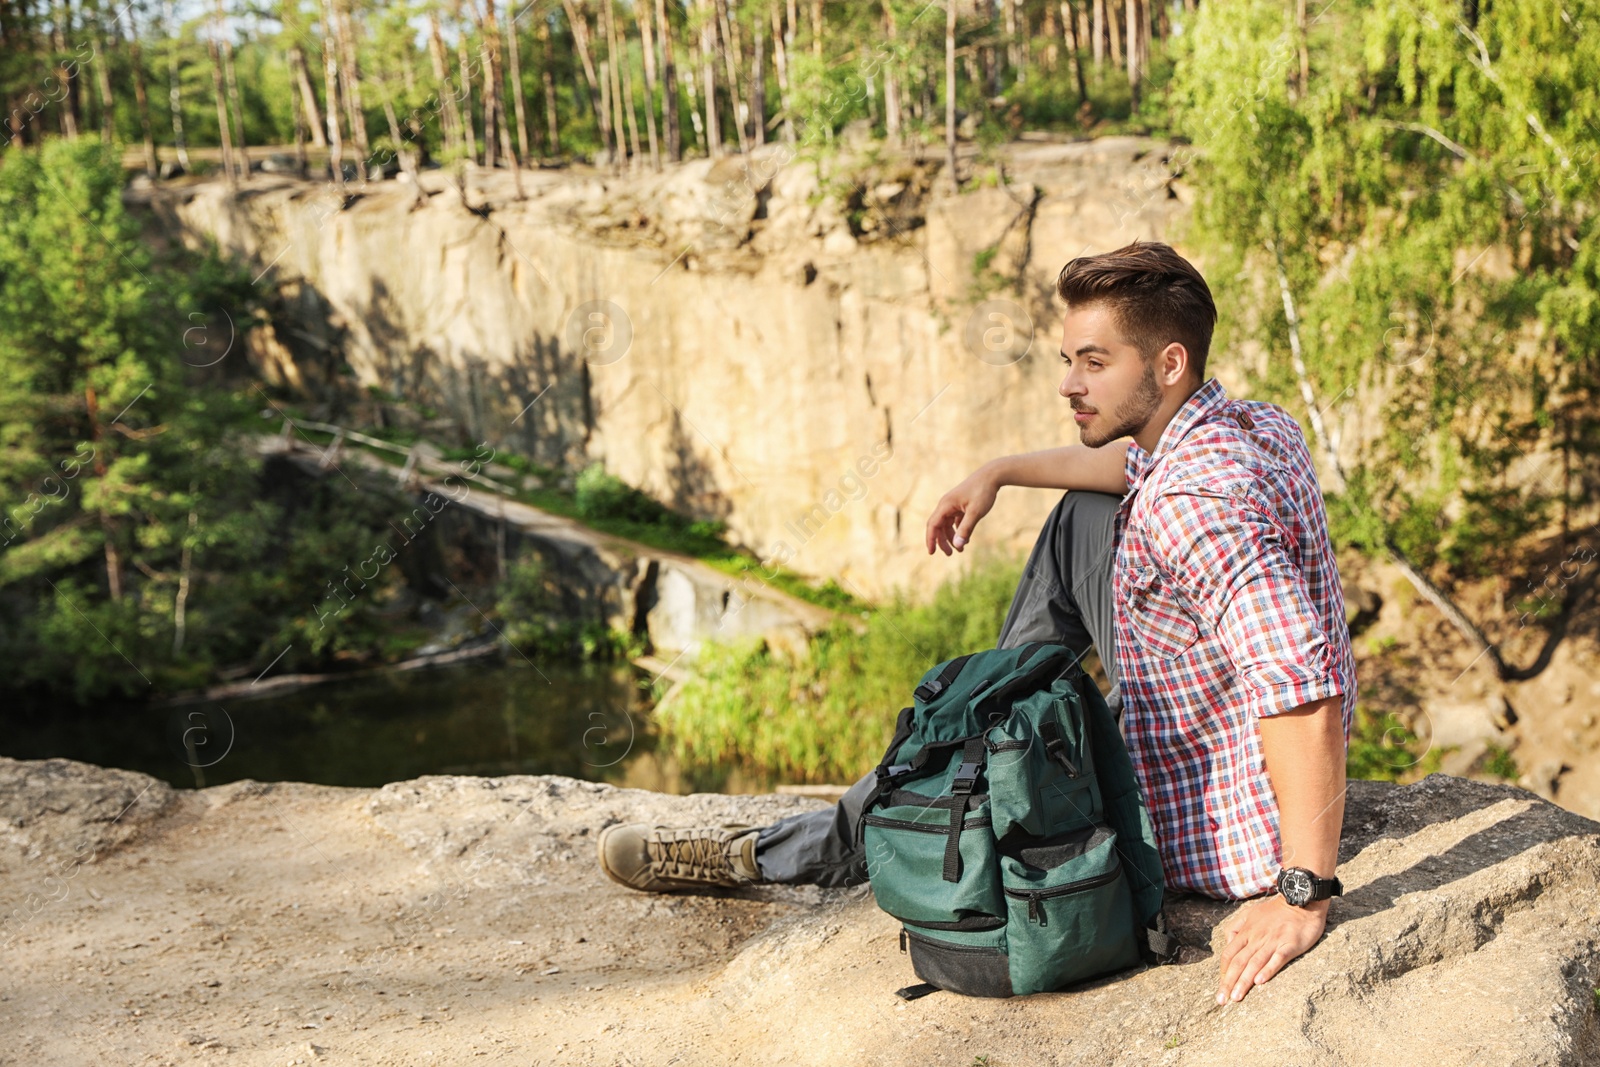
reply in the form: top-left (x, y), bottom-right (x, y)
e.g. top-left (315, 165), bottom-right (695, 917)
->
top-left (1310, 874), bottom-right (1343, 900)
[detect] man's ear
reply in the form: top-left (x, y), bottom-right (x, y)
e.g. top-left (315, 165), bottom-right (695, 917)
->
top-left (1160, 341), bottom-right (1190, 385)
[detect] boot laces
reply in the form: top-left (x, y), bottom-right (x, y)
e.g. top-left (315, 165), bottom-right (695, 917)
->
top-left (647, 830), bottom-right (732, 880)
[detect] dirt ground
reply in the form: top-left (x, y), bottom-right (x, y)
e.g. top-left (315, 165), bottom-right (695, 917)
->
top-left (5, 763), bottom-right (1599, 1067)
top-left (0, 771), bottom-right (858, 1067)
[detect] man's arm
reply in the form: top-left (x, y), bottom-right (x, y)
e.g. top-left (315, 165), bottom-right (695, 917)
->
top-left (1142, 478), bottom-right (1348, 1002)
top-left (1215, 694), bottom-right (1345, 1003)
top-left (925, 441), bottom-right (1132, 555)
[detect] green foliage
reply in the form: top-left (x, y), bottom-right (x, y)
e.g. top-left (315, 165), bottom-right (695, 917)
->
top-left (654, 558), bottom-right (1023, 782)
top-left (1481, 744), bottom-right (1519, 782)
top-left (1346, 703), bottom-right (1422, 782)
top-left (1173, 0), bottom-right (1600, 584)
top-left (575, 463), bottom-right (668, 524)
top-left (494, 555), bottom-right (644, 661)
top-left (0, 141), bottom-right (417, 702)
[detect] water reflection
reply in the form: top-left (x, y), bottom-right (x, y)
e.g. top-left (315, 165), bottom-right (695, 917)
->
top-left (2, 661), bottom-right (779, 795)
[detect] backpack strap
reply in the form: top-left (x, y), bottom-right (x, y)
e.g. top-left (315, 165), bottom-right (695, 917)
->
top-left (1140, 911), bottom-right (1181, 965)
top-left (937, 738), bottom-right (987, 882)
top-left (914, 653), bottom-right (976, 703)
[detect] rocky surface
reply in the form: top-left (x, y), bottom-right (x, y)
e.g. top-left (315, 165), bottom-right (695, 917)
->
top-left (3, 757), bottom-right (1598, 1066)
top-left (136, 140), bottom-right (1195, 600)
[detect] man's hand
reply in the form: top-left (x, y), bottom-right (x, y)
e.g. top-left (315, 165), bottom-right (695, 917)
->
top-left (925, 465), bottom-right (1000, 555)
top-left (1215, 894), bottom-right (1327, 1003)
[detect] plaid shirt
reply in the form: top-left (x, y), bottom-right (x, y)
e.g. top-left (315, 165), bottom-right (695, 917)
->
top-left (1112, 377), bottom-right (1356, 900)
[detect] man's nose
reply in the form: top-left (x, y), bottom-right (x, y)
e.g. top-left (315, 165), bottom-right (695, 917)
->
top-left (1059, 368), bottom-right (1085, 399)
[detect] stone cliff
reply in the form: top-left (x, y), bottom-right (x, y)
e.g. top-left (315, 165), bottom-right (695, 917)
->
top-left (2, 757), bottom-right (1598, 1065)
top-left (143, 139), bottom-right (1190, 600)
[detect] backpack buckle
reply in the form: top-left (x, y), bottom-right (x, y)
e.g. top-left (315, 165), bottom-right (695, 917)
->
top-left (914, 679), bottom-right (947, 703)
top-left (1037, 722), bottom-right (1081, 777)
top-left (951, 761), bottom-right (981, 793)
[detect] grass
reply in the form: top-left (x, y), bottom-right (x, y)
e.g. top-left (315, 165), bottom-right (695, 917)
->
top-left (1346, 703), bottom-right (1445, 783)
top-left (652, 559), bottom-right (1024, 782)
top-left (1481, 744), bottom-right (1519, 782)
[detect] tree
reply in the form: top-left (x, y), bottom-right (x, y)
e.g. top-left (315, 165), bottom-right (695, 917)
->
top-left (1172, 0), bottom-right (1600, 679)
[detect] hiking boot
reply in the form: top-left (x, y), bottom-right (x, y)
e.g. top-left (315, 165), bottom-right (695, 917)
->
top-left (597, 822), bottom-right (764, 893)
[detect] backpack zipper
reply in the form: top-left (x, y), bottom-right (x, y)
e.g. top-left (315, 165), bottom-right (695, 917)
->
top-left (903, 929), bottom-right (1004, 955)
top-left (860, 813), bottom-right (994, 834)
top-left (1004, 859), bottom-right (1123, 927)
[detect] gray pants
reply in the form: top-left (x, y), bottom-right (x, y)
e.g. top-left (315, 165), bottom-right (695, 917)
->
top-left (754, 490), bottom-right (1124, 887)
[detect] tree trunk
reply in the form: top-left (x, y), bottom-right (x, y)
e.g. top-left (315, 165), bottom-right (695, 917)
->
top-left (637, 0), bottom-right (662, 170)
top-left (289, 44), bottom-right (329, 148)
top-left (506, 6), bottom-right (530, 162)
top-left (750, 5), bottom-right (765, 147)
top-left (614, 3), bottom-right (643, 167)
top-left (945, 0), bottom-right (957, 193)
top-left (83, 387), bottom-right (122, 603)
top-left (1043, 1), bottom-right (1059, 71)
top-left (601, 0), bottom-right (630, 167)
top-left (1123, 0), bottom-right (1140, 110)
top-left (474, 0), bottom-right (499, 168)
top-left (1076, 0), bottom-right (1090, 69)
top-left (1106, 0), bottom-right (1122, 69)
top-left (92, 0), bottom-right (116, 142)
top-left (334, 0), bottom-right (368, 161)
top-left (123, 6), bottom-right (159, 176)
top-left (454, 0), bottom-right (479, 159)
top-left (322, 21), bottom-right (345, 186)
top-left (698, 0), bottom-right (720, 155)
top-left (680, 23), bottom-right (707, 154)
top-left (1295, 0), bottom-right (1310, 100)
top-left (426, 11), bottom-right (461, 156)
top-left (207, 35), bottom-right (237, 184)
top-left (713, 0), bottom-right (747, 153)
top-left (52, 0), bottom-right (81, 138)
top-left (770, 0), bottom-right (793, 142)
top-left (655, 0), bottom-right (680, 159)
top-left (1061, 0), bottom-right (1087, 104)
top-left (216, 0), bottom-right (249, 179)
top-left (539, 17), bottom-right (560, 154)
top-left (161, 0), bottom-right (190, 169)
top-left (809, 0), bottom-right (821, 57)
top-left (882, 2), bottom-right (900, 144)
top-left (560, 0), bottom-right (609, 158)
top-left (1091, 0), bottom-right (1104, 66)
top-left (172, 500), bottom-right (198, 656)
top-left (1004, 0), bottom-right (1020, 85)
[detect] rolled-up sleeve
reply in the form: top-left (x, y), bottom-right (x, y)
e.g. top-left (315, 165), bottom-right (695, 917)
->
top-left (1145, 477), bottom-right (1344, 718)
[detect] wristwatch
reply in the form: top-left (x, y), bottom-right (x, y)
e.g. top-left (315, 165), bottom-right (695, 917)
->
top-left (1275, 866), bottom-right (1343, 907)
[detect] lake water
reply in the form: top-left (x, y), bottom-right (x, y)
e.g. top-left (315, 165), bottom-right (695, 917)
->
top-left (2, 660), bottom-right (778, 794)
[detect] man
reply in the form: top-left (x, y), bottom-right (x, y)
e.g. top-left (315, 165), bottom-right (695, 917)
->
top-left (597, 240), bottom-right (1356, 1005)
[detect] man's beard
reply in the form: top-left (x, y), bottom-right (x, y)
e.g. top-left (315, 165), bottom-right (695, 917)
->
top-left (1077, 359), bottom-right (1163, 448)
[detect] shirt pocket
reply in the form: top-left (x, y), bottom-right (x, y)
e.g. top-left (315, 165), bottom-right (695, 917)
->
top-left (1124, 564), bottom-right (1200, 660)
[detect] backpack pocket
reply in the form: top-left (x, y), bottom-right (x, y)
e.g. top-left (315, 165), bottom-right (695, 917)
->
top-left (998, 825), bottom-right (1144, 994)
top-left (901, 925), bottom-right (1013, 998)
top-left (985, 692), bottom-right (1101, 839)
top-left (862, 798), bottom-right (1005, 930)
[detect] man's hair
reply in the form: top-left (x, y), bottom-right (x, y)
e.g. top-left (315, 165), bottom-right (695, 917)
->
top-left (1055, 240), bottom-right (1217, 381)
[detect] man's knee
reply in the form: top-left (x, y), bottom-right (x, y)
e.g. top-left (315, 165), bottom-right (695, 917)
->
top-left (1053, 488), bottom-right (1122, 524)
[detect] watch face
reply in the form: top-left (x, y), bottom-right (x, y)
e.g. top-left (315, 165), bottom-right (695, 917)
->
top-left (1279, 868), bottom-right (1314, 906)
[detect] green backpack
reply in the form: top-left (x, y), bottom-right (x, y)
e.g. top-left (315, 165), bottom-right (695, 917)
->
top-left (859, 641), bottom-right (1177, 998)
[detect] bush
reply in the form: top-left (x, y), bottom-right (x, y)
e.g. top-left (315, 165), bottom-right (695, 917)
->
top-left (654, 558), bottom-right (1025, 782)
top-left (574, 464), bottom-right (670, 525)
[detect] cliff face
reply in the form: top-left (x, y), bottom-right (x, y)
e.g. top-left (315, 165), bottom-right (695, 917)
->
top-left (3, 757), bottom-right (1599, 1065)
top-left (149, 139), bottom-right (1189, 599)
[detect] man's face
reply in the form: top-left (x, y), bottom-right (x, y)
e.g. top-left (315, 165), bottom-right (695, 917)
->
top-left (1057, 303), bottom-right (1169, 448)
